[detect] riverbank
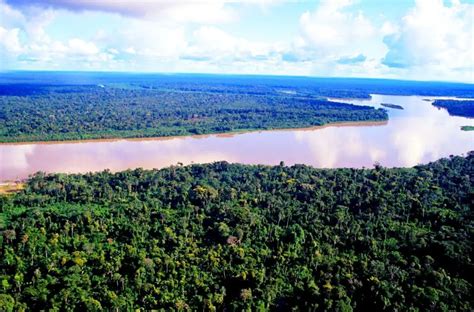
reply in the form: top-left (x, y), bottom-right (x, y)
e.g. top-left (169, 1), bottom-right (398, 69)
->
top-left (2, 94), bottom-right (472, 182)
top-left (0, 119), bottom-right (388, 146)
top-left (0, 182), bottom-right (24, 195)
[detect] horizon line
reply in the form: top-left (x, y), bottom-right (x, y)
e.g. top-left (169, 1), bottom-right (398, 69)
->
top-left (1, 69), bottom-right (473, 85)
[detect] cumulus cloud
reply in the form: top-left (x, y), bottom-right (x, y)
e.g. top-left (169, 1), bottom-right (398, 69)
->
top-left (184, 26), bottom-right (277, 63)
top-left (0, 26), bottom-right (22, 69)
top-left (67, 38), bottom-right (99, 56)
top-left (299, 0), bottom-right (374, 48)
top-left (1, 0), bottom-right (287, 71)
top-left (280, 0), bottom-right (391, 78)
top-left (0, 26), bottom-right (22, 53)
top-left (382, 0), bottom-right (473, 81)
top-left (337, 53), bottom-right (366, 65)
top-left (0, 0), bottom-right (120, 69)
top-left (1, 0), bottom-right (473, 81)
top-left (0, 0), bottom-right (24, 28)
top-left (116, 22), bottom-right (187, 59)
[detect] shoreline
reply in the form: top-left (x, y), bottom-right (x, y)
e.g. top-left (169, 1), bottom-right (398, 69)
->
top-left (0, 182), bottom-right (25, 195)
top-left (0, 120), bottom-right (388, 146)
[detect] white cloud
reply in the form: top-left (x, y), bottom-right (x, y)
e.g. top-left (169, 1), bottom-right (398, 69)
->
top-left (68, 38), bottom-right (99, 56)
top-left (0, 0), bottom-right (119, 68)
top-left (123, 47), bottom-right (134, 54)
top-left (0, 26), bottom-right (22, 70)
top-left (380, 21), bottom-right (398, 37)
top-left (122, 23), bottom-right (187, 59)
top-left (382, 0), bottom-right (474, 82)
top-left (0, 1), bottom-right (27, 67)
top-left (0, 0), bottom-right (25, 28)
top-left (280, 0), bottom-right (391, 78)
top-left (0, 26), bottom-right (22, 53)
top-left (186, 26), bottom-right (276, 62)
top-left (1, 0), bottom-right (473, 82)
top-left (298, 0), bottom-right (376, 54)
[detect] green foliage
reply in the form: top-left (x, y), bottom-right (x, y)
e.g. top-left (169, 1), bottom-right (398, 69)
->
top-left (460, 125), bottom-right (474, 131)
top-left (380, 103), bottom-right (403, 110)
top-left (0, 86), bottom-right (387, 142)
top-left (0, 154), bottom-right (473, 310)
top-left (432, 99), bottom-right (474, 117)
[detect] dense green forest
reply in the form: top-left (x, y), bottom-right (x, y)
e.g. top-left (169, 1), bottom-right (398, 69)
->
top-left (432, 100), bottom-right (474, 117)
top-left (1, 154), bottom-right (473, 311)
top-left (0, 86), bottom-right (387, 142)
top-left (2, 72), bottom-right (474, 99)
top-left (2, 72), bottom-right (474, 143)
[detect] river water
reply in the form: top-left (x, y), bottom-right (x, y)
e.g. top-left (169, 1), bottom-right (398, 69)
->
top-left (1, 94), bottom-right (473, 181)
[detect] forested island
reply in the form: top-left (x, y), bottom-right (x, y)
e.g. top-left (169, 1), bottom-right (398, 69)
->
top-left (432, 100), bottom-right (474, 117)
top-left (1, 153), bottom-right (472, 311)
top-left (380, 103), bottom-right (404, 110)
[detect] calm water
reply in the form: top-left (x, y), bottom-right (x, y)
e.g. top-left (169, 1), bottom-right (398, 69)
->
top-left (1, 94), bottom-right (473, 181)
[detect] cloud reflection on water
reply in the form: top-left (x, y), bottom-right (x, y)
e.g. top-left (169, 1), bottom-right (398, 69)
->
top-left (1, 95), bottom-right (473, 181)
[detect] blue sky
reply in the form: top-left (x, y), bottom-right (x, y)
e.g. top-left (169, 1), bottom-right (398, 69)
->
top-left (0, 0), bottom-right (473, 82)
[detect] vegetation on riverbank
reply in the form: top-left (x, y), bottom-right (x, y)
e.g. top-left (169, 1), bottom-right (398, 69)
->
top-left (432, 99), bottom-right (474, 117)
top-left (2, 72), bottom-right (474, 143)
top-left (461, 125), bottom-right (474, 131)
top-left (1, 153), bottom-right (472, 311)
top-left (0, 85), bottom-right (388, 143)
top-left (380, 103), bottom-right (404, 110)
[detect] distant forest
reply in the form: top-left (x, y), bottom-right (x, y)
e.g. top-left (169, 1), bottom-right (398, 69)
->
top-left (432, 100), bottom-right (474, 118)
top-left (0, 86), bottom-right (386, 143)
top-left (1, 72), bottom-right (473, 142)
top-left (1, 153), bottom-right (473, 311)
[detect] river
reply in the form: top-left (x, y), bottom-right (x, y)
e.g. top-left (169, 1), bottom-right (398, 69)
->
top-left (1, 94), bottom-right (473, 181)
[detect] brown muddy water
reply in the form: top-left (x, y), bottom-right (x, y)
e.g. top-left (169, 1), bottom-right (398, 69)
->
top-left (1, 94), bottom-right (473, 182)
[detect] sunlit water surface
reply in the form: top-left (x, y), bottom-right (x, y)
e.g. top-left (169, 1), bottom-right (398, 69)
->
top-left (1, 95), bottom-right (473, 181)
